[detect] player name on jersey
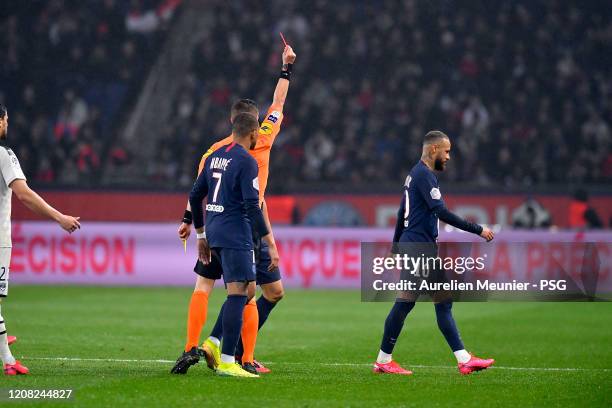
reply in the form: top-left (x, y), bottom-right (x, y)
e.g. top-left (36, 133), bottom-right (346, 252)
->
top-left (209, 157), bottom-right (232, 171)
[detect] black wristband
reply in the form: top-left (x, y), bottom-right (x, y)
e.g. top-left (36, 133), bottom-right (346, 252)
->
top-left (182, 210), bottom-right (193, 225)
top-left (280, 63), bottom-right (293, 80)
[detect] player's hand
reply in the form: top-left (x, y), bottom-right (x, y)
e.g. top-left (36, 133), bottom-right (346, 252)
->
top-left (267, 243), bottom-right (280, 271)
top-left (197, 238), bottom-right (212, 265)
top-left (282, 45), bottom-right (296, 65)
top-left (59, 215), bottom-right (81, 233)
top-left (178, 222), bottom-right (191, 240)
top-left (480, 227), bottom-right (494, 242)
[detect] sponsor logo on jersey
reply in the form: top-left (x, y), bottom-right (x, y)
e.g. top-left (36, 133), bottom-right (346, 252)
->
top-left (202, 148), bottom-right (214, 160)
top-left (259, 124), bottom-right (273, 135)
top-left (206, 204), bottom-right (225, 213)
top-left (430, 187), bottom-right (442, 200)
top-left (266, 111), bottom-right (281, 123)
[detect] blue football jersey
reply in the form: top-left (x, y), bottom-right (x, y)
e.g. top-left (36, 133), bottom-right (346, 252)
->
top-left (394, 161), bottom-right (445, 243)
top-left (190, 142), bottom-right (260, 250)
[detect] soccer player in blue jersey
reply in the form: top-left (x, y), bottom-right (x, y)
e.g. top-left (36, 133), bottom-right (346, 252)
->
top-left (187, 113), bottom-right (279, 378)
top-left (373, 130), bottom-right (495, 376)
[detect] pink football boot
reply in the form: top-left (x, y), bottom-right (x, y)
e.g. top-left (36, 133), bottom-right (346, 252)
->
top-left (458, 354), bottom-right (495, 375)
top-left (373, 360), bottom-right (413, 375)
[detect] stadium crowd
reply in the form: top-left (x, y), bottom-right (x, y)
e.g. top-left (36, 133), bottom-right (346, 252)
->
top-left (0, 0), bottom-right (180, 186)
top-left (160, 0), bottom-right (611, 192)
top-left (1, 1), bottom-right (610, 191)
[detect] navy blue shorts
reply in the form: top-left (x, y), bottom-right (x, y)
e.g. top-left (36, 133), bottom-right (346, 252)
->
top-left (397, 242), bottom-right (448, 296)
top-left (194, 240), bottom-right (281, 285)
top-left (193, 247), bottom-right (255, 283)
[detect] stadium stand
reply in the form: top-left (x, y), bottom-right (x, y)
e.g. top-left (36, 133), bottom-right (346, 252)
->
top-left (0, 0), bottom-right (181, 187)
top-left (162, 1), bottom-right (611, 193)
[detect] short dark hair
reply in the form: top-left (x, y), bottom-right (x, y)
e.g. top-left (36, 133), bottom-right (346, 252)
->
top-left (423, 130), bottom-right (449, 146)
top-left (231, 98), bottom-right (258, 118)
top-left (0, 105), bottom-right (6, 119)
top-left (232, 112), bottom-right (259, 138)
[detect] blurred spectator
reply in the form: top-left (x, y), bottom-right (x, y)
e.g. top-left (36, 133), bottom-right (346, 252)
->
top-left (569, 190), bottom-right (603, 229)
top-left (163, 0), bottom-right (612, 193)
top-left (512, 197), bottom-right (552, 229)
top-left (1, 0), bottom-right (180, 187)
top-left (3, 1), bottom-right (611, 192)
top-left (55, 89), bottom-right (89, 139)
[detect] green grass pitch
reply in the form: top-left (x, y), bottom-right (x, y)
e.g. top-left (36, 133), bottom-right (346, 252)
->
top-left (2, 286), bottom-right (611, 407)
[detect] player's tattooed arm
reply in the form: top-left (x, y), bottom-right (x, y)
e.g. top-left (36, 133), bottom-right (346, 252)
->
top-left (196, 231), bottom-right (211, 265)
top-left (434, 206), bottom-right (494, 241)
top-left (271, 45), bottom-right (297, 110)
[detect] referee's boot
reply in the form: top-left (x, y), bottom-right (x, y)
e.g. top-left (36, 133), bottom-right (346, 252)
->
top-left (170, 347), bottom-right (200, 374)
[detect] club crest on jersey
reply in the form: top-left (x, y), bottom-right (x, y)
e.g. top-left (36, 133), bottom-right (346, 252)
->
top-left (430, 187), bottom-right (442, 200)
top-left (4, 148), bottom-right (19, 166)
top-left (259, 124), bottom-right (273, 135)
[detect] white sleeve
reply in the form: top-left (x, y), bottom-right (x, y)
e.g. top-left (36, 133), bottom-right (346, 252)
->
top-left (0, 147), bottom-right (26, 188)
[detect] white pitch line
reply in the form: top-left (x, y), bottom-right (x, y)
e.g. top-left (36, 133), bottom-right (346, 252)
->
top-left (27, 357), bottom-right (175, 364)
top-left (23, 357), bottom-right (612, 372)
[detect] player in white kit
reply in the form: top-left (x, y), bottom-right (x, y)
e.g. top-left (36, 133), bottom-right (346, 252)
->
top-left (0, 105), bottom-right (81, 375)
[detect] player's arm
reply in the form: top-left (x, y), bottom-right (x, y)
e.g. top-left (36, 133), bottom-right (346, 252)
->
top-left (10, 180), bottom-right (80, 233)
top-left (433, 206), bottom-right (493, 241)
top-left (417, 174), bottom-right (493, 241)
top-left (392, 191), bottom-right (407, 243)
top-left (242, 162), bottom-right (279, 271)
top-left (390, 194), bottom-right (406, 252)
top-left (188, 168), bottom-right (211, 264)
